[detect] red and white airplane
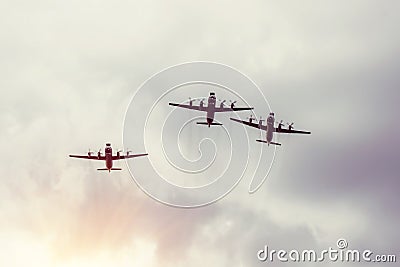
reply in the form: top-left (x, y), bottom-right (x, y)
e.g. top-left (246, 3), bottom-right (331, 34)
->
top-left (69, 143), bottom-right (148, 172)
top-left (230, 112), bottom-right (311, 146)
top-left (169, 92), bottom-right (253, 127)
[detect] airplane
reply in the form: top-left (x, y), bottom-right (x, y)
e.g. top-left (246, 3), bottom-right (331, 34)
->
top-left (169, 92), bottom-right (253, 127)
top-left (69, 143), bottom-right (148, 172)
top-left (230, 113), bottom-right (311, 146)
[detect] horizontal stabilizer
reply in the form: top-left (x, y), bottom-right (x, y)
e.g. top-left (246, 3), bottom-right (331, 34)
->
top-left (256, 139), bottom-right (282, 146)
top-left (97, 168), bottom-right (122, 171)
top-left (196, 122), bottom-right (223, 126)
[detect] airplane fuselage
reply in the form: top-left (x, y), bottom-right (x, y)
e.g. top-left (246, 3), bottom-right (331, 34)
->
top-left (105, 145), bottom-right (113, 171)
top-left (266, 113), bottom-right (275, 144)
top-left (206, 94), bottom-right (217, 126)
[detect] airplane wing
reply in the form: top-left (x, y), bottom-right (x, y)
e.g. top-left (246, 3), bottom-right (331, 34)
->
top-left (169, 103), bottom-right (207, 112)
top-left (230, 118), bottom-right (268, 131)
top-left (69, 155), bottom-right (105, 160)
top-left (113, 153), bottom-right (148, 160)
top-left (275, 128), bottom-right (311, 134)
top-left (214, 106), bottom-right (254, 112)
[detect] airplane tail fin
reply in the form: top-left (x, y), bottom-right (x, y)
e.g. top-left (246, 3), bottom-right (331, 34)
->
top-left (256, 139), bottom-right (281, 146)
top-left (196, 122), bottom-right (223, 126)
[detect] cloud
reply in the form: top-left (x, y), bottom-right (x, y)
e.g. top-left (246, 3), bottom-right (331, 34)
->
top-left (0, 0), bottom-right (399, 266)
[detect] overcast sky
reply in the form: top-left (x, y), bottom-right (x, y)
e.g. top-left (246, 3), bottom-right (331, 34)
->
top-left (0, 1), bottom-right (399, 266)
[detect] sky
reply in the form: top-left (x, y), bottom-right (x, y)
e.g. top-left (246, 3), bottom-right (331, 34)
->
top-left (1, 0), bottom-right (399, 266)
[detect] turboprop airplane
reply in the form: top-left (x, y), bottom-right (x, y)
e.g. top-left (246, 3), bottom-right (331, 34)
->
top-left (169, 92), bottom-right (253, 127)
top-left (69, 143), bottom-right (148, 172)
top-left (230, 113), bottom-right (311, 146)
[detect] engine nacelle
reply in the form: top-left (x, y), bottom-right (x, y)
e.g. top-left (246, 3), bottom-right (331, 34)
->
top-left (117, 151), bottom-right (120, 159)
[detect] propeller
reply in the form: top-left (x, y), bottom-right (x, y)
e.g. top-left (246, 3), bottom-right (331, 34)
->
top-left (258, 116), bottom-right (265, 123)
top-left (87, 148), bottom-right (94, 157)
top-left (229, 100), bottom-right (237, 108)
top-left (97, 148), bottom-right (102, 158)
top-left (125, 149), bottom-right (132, 156)
top-left (287, 122), bottom-right (294, 130)
top-left (219, 99), bottom-right (226, 106)
top-left (246, 114), bottom-right (256, 122)
top-left (188, 97), bottom-right (204, 104)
